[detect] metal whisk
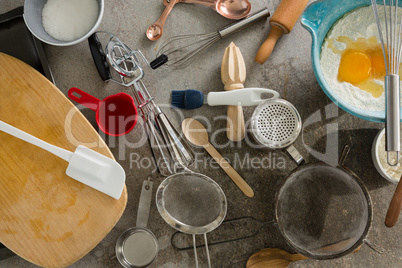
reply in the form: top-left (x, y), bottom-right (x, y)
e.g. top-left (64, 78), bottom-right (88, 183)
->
top-left (150, 8), bottom-right (270, 69)
top-left (372, 0), bottom-right (401, 166)
top-left (88, 32), bottom-right (194, 176)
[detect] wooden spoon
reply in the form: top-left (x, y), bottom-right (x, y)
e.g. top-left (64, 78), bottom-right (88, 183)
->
top-left (246, 248), bottom-right (308, 268)
top-left (182, 118), bottom-right (254, 197)
top-left (246, 243), bottom-right (361, 268)
top-left (385, 175), bottom-right (402, 227)
top-left (247, 245), bottom-right (362, 268)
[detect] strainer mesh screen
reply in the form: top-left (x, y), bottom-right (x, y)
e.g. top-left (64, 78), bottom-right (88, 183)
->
top-left (162, 174), bottom-right (225, 228)
top-left (276, 164), bottom-right (369, 258)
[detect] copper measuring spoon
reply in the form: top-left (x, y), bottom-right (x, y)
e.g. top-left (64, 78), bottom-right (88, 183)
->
top-left (163, 0), bottom-right (251, 19)
top-left (147, 0), bottom-right (179, 41)
top-left (147, 0), bottom-right (251, 41)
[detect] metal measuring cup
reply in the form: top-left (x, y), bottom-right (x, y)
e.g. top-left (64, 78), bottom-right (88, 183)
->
top-left (116, 179), bottom-right (158, 268)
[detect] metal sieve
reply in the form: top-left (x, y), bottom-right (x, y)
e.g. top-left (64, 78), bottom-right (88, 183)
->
top-left (250, 98), bottom-right (304, 164)
top-left (275, 145), bottom-right (383, 259)
top-left (156, 171), bottom-right (227, 268)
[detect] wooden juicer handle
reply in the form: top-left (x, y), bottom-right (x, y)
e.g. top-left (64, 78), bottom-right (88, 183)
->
top-left (255, 0), bottom-right (309, 64)
top-left (221, 42), bottom-right (246, 141)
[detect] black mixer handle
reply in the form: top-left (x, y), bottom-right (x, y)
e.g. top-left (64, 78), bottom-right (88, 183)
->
top-left (88, 33), bottom-right (111, 81)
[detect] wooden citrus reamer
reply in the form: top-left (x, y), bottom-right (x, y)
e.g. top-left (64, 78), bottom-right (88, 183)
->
top-left (221, 42), bottom-right (246, 141)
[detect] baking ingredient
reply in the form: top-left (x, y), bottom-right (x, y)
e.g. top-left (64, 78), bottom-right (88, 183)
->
top-left (320, 6), bottom-right (402, 111)
top-left (335, 36), bottom-right (385, 98)
top-left (42, 0), bottom-right (99, 41)
top-left (378, 129), bottom-right (402, 182)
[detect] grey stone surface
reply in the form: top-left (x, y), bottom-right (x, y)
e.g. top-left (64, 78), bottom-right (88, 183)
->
top-left (0, 0), bottom-right (401, 267)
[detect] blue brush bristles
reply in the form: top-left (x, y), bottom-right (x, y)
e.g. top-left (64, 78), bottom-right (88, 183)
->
top-left (171, 89), bottom-right (204, 109)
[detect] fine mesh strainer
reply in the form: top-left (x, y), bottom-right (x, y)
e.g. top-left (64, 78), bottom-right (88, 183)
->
top-left (156, 171), bottom-right (227, 268)
top-left (275, 145), bottom-right (383, 259)
top-left (250, 98), bottom-right (304, 164)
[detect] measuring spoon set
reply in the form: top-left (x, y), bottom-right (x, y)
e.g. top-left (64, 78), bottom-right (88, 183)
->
top-left (147, 0), bottom-right (251, 41)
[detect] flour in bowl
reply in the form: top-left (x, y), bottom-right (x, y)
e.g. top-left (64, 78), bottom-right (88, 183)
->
top-left (320, 6), bottom-right (402, 111)
top-left (42, 0), bottom-right (99, 41)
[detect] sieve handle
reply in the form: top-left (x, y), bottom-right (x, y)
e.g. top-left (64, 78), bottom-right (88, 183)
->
top-left (136, 179), bottom-right (153, 228)
top-left (285, 145), bottom-right (304, 166)
top-left (204, 143), bottom-right (254, 197)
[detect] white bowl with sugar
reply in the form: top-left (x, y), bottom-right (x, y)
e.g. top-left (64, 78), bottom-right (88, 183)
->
top-left (24, 0), bottom-right (104, 46)
top-left (372, 128), bottom-right (402, 184)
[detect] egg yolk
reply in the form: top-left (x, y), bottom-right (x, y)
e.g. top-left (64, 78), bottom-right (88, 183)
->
top-left (371, 53), bottom-right (386, 76)
top-left (327, 36), bottom-right (393, 98)
top-left (338, 50), bottom-right (371, 84)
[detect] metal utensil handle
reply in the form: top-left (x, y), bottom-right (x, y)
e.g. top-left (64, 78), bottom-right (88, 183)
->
top-left (285, 145), bottom-right (304, 166)
top-left (136, 179), bottom-right (153, 228)
top-left (385, 74), bottom-right (400, 166)
top-left (338, 144), bottom-right (351, 167)
top-left (191, 234), bottom-right (211, 268)
top-left (157, 113), bottom-right (194, 166)
top-left (218, 8), bottom-right (270, 38)
top-left (363, 238), bottom-right (385, 254)
top-left (171, 216), bottom-right (274, 250)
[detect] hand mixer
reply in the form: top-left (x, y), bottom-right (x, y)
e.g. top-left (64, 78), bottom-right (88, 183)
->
top-left (150, 8), bottom-right (270, 69)
top-left (371, 0), bottom-right (401, 166)
top-left (88, 32), bottom-right (194, 176)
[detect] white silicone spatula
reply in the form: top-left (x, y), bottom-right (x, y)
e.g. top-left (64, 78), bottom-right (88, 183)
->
top-left (0, 120), bottom-right (125, 199)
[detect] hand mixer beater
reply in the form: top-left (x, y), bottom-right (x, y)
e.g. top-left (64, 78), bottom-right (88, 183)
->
top-left (372, 0), bottom-right (401, 166)
top-left (89, 32), bottom-right (194, 176)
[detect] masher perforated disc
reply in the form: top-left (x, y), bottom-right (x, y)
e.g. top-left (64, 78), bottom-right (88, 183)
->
top-left (251, 99), bottom-right (302, 149)
top-left (156, 172), bottom-right (227, 235)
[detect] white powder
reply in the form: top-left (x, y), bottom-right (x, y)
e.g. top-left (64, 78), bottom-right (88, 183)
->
top-left (320, 6), bottom-right (402, 111)
top-left (42, 0), bottom-right (99, 42)
top-left (378, 128), bottom-right (402, 182)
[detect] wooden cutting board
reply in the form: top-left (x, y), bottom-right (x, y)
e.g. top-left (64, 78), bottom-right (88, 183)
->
top-left (0, 53), bottom-right (127, 267)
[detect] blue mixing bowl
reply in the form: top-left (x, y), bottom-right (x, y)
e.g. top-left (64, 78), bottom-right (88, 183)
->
top-left (301, 0), bottom-right (402, 123)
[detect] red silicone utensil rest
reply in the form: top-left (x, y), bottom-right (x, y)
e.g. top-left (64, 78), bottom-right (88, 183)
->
top-left (68, 87), bottom-right (138, 136)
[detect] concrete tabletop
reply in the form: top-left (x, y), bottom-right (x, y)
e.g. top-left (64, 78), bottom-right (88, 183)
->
top-left (1, 0), bottom-right (401, 267)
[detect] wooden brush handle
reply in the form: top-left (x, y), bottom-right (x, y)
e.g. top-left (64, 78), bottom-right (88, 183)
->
top-left (255, 0), bottom-right (309, 64)
top-left (385, 176), bottom-right (402, 227)
top-left (204, 143), bottom-right (254, 197)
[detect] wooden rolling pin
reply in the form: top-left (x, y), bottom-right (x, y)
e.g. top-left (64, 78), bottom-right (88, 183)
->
top-left (385, 176), bottom-right (402, 227)
top-left (221, 42), bottom-right (246, 141)
top-left (255, 0), bottom-right (309, 64)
